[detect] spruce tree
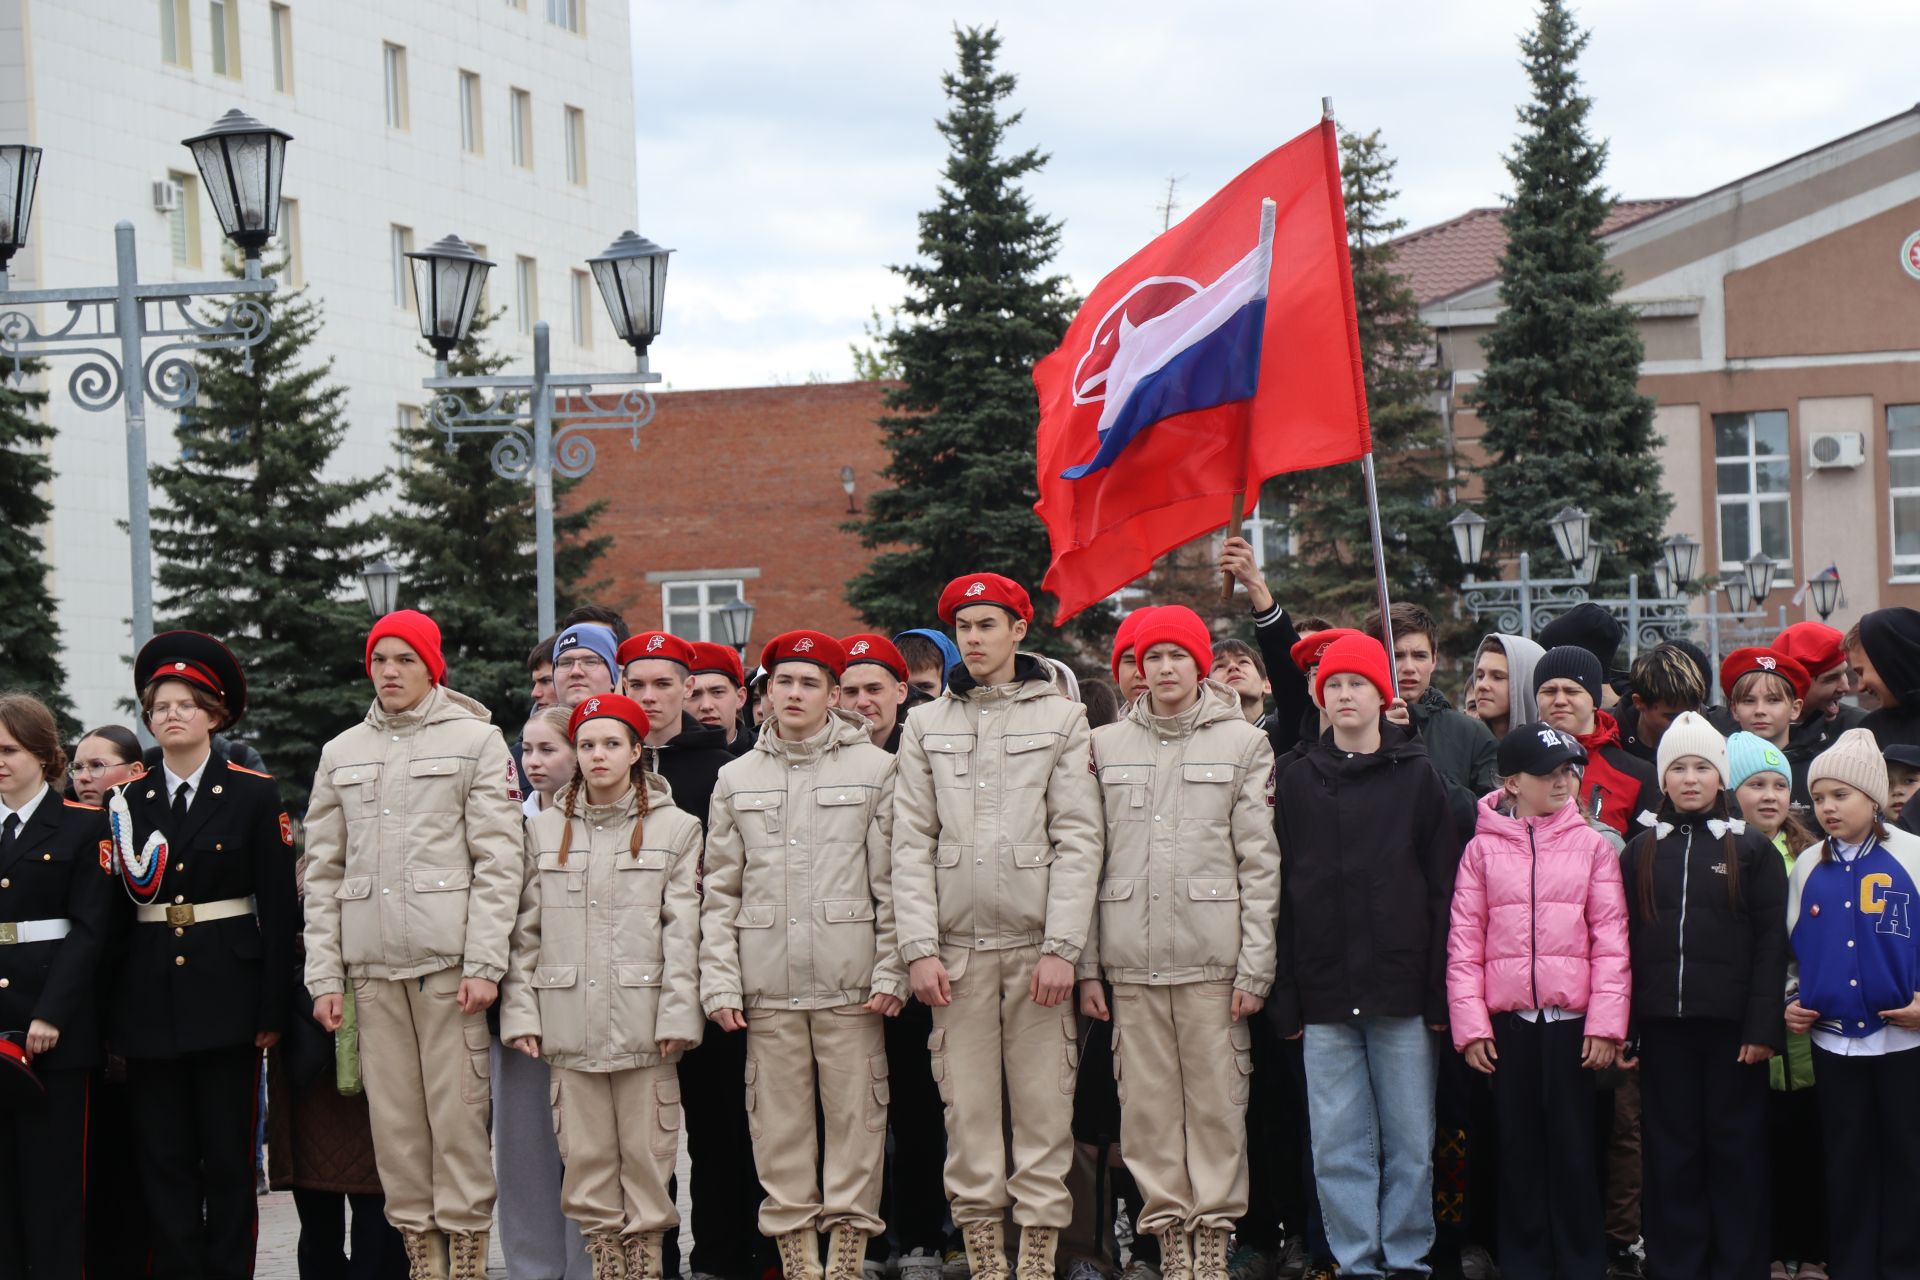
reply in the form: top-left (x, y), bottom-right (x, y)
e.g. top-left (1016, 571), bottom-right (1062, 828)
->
top-left (845, 26), bottom-right (1081, 642)
top-left (383, 306), bottom-right (608, 721)
top-left (150, 261), bottom-right (381, 812)
top-left (1466, 0), bottom-right (1666, 593)
top-left (0, 358), bottom-right (77, 733)
top-left (1258, 129), bottom-right (1458, 625)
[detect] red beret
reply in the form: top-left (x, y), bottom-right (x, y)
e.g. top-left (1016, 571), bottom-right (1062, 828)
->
top-left (366, 610), bottom-right (447, 685)
top-left (1130, 605), bottom-right (1213, 676)
top-left (1111, 606), bottom-right (1159, 679)
top-left (568, 692), bottom-right (650, 743)
top-left (1314, 634), bottom-right (1395, 705)
top-left (762, 630), bottom-right (848, 680)
top-left (841, 634), bottom-right (907, 683)
top-left (1289, 627), bottom-right (1364, 674)
top-left (1720, 647), bottom-right (1811, 701)
top-left (688, 642), bottom-right (745, 687)
top-left (1773, 621), bottom-right (1848, 677)
top-left (617, 631), bottom-right (696, 671)
top-left (937, 573), bottom-right (1033, 625)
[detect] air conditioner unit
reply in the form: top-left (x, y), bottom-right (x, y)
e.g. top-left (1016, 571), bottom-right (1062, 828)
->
top-left (151, 180), bottom-right (179, 214)
top-left (1807, 430), bottom-right (1865, 470)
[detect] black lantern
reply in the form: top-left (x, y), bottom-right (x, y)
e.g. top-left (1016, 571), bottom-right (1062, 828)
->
top-left (1448, 508), bottom-right (1488, 567)
top-left (1548, 506), bottom-right (1592, 571)
top-left (1743, 553), bottom-right (1778, 608)
top-left (716, 595), bottom-right (755, 654)
top-left (0, 144), bottom-right (42, 277)
top-left (1724, 573), bottom-right (1752, 616)
top-left (588, 231), bottom-right (672, 357)
top-left (182, 109), bottom-right (292, 260)
top-left (1660, 533), bottom-right (1701, 593)
top-left (1809, 566), bottom-right (1842, 622)
top-left (360, 557), bottom-right (402, 619)
top-left (406, 235), bottom-right (494, 361)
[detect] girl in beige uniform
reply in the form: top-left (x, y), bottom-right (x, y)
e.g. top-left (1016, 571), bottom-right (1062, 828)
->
top-left (503, 694), bottom-right (706, 1280)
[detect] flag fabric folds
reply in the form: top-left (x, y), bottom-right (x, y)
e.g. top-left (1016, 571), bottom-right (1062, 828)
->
top-left (1033, 118), bottom-right (1372, 623)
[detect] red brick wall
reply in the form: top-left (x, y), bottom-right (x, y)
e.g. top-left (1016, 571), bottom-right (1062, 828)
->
top-left (563, 380), bottom-right (896, 665)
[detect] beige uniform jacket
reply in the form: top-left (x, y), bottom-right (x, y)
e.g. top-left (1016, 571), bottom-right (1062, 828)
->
top-left (303, 685), bottom-right (525, 996)
top-left (892, 654), bottom-right (1102, 965)
top-left (500, 773), bottom-right (705, 1071)
top-left (700, 710), bottom-right (906, 1014)
top-left (1084, 681), bottom-right (1280, 997)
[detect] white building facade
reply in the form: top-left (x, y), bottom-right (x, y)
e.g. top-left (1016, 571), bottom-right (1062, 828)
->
top-left (1, 0), bottom-right (640, 727)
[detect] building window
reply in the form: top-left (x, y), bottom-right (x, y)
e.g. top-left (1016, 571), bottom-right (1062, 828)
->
top-left (1713, 409), bottom-right (1792, 571)
top-left (570, 270), bottom-right (593, 346)
top-left (662, 579), bottom-right (742, 641)
top-left (208, 0), bottom-right (239, 77)
top-left (277, 197), bottom-right (301, 286)
top-left (397, 403), bottom-right (424, 433)
top-left (547, 0), bottom-right (582, 32)
top-left (270, 4), bottom-right (293, 92)
top-left (564, 106), bottom-right (587, 185)
top-left (469, 242), bottom-right (490, 312)
top-left (391, 225), bottom-right (414, 310)
top-left (515, 256), bottom-right (537, 334)
top-left (160, 0), bottom-right (192, 66)
top-left (458, 71), bottom-right (484, 154)
top-left (168, 171), bottom-right (201, 266)
top-left (506, 0), bottom-right (526, 9)
top-left (1892, 404), bottom-right (1920, 573)
top-left (383, 43), bottom-right (409, 129)
top-left (510, 88), bottom-right (533, 168)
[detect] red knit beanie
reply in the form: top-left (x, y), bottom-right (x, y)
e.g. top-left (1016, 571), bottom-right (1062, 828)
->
top-left (1314, 634), bottom-right (1394, 706)
top-left (1130, 606), bottom-right (1213, 676)
top-left (1111, 606), bottom-right (1158, 679)
top-left (366, 610), bottom-right (446, 685)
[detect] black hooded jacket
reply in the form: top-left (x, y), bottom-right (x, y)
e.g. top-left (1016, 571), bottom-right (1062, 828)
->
top-left (1269, 720), bottom-right (1462, 1037)
top-left (650, 712), bottom-right (733, 831)
top-left (1861, 607), bottom-right (1920, 750)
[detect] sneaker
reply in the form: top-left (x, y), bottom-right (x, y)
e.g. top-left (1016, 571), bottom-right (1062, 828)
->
top-left (941, 1247), bottom-right (969, 1280)
top-left (1226, 1245), bottom-right (1275, 1280)
top-left (1273, 1237), bottom-right (1305, 1280)
top-left (864, 1260), bottom-right (889, 1280)
top-left (1459, 1245), bottom-right (1496, 1280)
top-left (1065, 1260), bottom-right (1108, 1280)
top-left (1605, 1247), bottom-right (1644, 1280)
top-left (1119, 1261), bottom-right (1161, 1280)
top-left (899, 1249), bottom-right (945, 1280)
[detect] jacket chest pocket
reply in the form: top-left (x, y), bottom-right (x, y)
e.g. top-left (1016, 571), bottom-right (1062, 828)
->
top-left (1003, 731), bottom-right (1062, 790)
top-left (330, 763), bottom-right (381, 818)
top-left (407, 757), bottom-right (465, 812)
top-left (813, 785), bottom-right (874, 846)
top-left (1098, 765), bottom-right (1152, 825)
top-left (733, 792), bottom-right (786, 845)
top-left (537, 851), bottom-right (587, 904)
top-left (924, 735), bottom-right (975, 788)
top-left (614, 848), bottom-right (670, 908)
top-left (1180, 763), bottom-right (1236, 822)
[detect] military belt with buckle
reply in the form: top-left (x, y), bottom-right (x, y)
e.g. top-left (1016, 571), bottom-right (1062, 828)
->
top-left (134, 897), bottom-right (256, 928)
top-left (0, 919), bottom-right (74, 945)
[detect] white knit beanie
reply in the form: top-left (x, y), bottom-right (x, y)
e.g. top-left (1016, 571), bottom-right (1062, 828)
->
top-left (1656, 710), bottom-right (1730, 790)
top-left (1807, 727), bottom-right (1890, 812)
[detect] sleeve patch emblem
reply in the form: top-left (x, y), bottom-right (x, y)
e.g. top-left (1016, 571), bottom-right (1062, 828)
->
top-left (279, 812), bottom-right (294, 846)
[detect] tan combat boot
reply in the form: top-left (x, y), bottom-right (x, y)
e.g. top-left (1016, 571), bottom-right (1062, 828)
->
top-left (1156, 1229), bottom-right (1195, 1280)
top-left (623, 1230), bottom-right (667, 1280)
top-left (585, 1229), bottom-right (629, 1280)
top-left (1190, 1227), bottom-right (1230, 1280)
top-left (777, 1227), bottom-right (825, 1280)
top-left (962, 1220), bottom-right (1010, 1280)
top-left (447, 1230), bottom-right (489, 1280)
top-left (400, 1230), bottom-right (437, 1280)
top-left (825, 1227), bottom-right (870, 1280)
top-left (1015, 1226), bottom-right (1058, 1280)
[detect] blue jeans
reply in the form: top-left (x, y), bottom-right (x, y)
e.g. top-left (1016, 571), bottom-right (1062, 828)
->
top-left (1302, 1016), bottom-right (1437, 1278)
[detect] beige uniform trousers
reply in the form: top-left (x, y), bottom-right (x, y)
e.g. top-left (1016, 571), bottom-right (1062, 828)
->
top-left (1111, 980), bottom-right (1253, 1234)
top-left (744, 1007), bottom-right (888, 1236)
top-left (551, 1063), bottom-right (684, 1235)
top-left (928, 944), bottom-right (1079, 1228)
top-left (356, 967), bottom-right (496, 1233)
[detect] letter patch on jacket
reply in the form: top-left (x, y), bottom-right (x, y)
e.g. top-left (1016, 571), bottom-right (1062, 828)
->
top-left (1862, 872), bottom-right (1912, 937)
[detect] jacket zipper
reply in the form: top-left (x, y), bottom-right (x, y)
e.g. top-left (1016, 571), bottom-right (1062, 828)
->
top-left (1527, 822), bottom-right (1540, 1010)
top-left (1676, 824), bottom-right (1693, 1016)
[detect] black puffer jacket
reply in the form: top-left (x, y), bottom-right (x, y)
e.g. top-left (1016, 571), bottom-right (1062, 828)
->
top-left (1269, 721), bottom-right (1462, 1037)
top-left (651, 712), bottom-right (733, 832)
top-left (1618, 812), bottom-right (1787, 1050)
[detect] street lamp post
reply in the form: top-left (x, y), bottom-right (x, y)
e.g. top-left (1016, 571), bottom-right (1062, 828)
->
top-left (0, 110), bottom-right (291, 657)
top-left (1808, 566), bottom-right (1843, 622)
top-left (360, 557), bottom-right (402, 619)
top-left (716, 595), bottom-right (755, 659)
top-left (412, 231), bottom-right (670, 637)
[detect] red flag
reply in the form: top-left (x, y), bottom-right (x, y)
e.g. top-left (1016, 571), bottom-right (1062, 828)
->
top-left (1033, 119), bottom-right (1370, 622)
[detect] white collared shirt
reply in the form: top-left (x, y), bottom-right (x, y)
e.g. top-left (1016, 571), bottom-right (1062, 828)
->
top-left (0, 783), bottom-right (50, 832)
top-left (162, 755), bottom-right (212, 811)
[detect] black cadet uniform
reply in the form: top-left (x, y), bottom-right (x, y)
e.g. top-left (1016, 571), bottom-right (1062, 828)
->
top-left (0, 787), bottom-right (115, 1279)
top-left (113, 633), bottom-right (298, 1280)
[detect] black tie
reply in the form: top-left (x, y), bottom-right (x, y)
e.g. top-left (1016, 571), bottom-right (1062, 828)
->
top-left (0, 814), bottom-right (16, 859)
top-left (172, 782), bottom-right (191, 828)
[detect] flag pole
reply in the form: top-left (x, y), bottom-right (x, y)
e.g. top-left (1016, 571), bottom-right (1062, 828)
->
top-left (1220, 489), bottom-right (1244, 600)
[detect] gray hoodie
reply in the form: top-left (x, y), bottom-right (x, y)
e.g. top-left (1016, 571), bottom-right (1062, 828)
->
top-left (1478, 632), bottom-right (1545, 730)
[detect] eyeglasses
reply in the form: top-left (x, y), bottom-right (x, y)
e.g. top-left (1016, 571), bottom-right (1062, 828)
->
top-left (69, 759), bottom-right (137, 779)
top-left (555, 657), bottom-right (603, 674)
top-left (148, 702), bottom-right (205, 722)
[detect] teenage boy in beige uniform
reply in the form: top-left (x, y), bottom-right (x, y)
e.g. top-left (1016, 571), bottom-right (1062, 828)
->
top-left (1079, 607), bottom-right (1280, 1280)
top-left (702, 631), bottom-right (906, 1280)
top-left (892, 574), bottom-right (1102, 1280)
top-left (305, 611), bottom-right (525, 1280)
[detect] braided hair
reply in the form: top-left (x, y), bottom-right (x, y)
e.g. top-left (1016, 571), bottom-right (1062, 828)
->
top-left (554, 723), bottom-right (651, 866)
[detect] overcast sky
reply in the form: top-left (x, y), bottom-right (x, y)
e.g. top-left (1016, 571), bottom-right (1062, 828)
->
top-left (628, 1), bottom-right (1920, 391)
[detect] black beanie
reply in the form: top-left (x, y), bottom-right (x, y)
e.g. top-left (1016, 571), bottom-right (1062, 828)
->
top-left (1859, 607), bottom-right (1920, 707)
top-left (1534, 645), bottom-right (1605, 705)
top-left (1538, 603), bottom-right (1623, 675)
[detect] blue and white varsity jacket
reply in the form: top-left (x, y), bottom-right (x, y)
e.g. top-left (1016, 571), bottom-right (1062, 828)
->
top-left (1787, 826), bottom-right (1920, 1039)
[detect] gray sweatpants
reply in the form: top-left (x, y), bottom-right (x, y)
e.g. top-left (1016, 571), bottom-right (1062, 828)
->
top-left (492, 1036), bottom-right (591, 1279)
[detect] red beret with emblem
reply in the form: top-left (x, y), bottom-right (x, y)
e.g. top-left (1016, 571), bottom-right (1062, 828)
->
top-left (617, 631), bottom-right (697, 672)
top-left (689, 641), bottom-right (746, 687)
top-left (1772, 621), bottom-right (1848, 678)
top-left (1288, 627), bottom-right (1364, 675)
top-left (936, 572), bottom-right (1033, 625)
top-left (762, 630), bottom-right (848, 680)
top-left (1719, 646), bottom-right (1811, 701)
top-left (568, 692), bottom-right (651, 744)
top-left (841, 634), bottom-right (907, 683)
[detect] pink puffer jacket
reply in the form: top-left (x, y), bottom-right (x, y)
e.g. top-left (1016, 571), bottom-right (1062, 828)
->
top-left (1446, 791), bottom-right (1631, 1049)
